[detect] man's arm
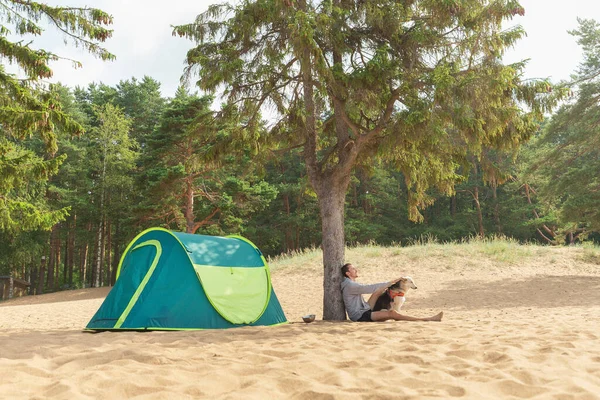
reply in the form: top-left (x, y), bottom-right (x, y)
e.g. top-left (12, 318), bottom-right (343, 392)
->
top-left (344, 280), bottom-right (392, 295)
top-left (371, 284), bottom-right (390, 298)
top-left (371, 277), bottom-right (405, 296)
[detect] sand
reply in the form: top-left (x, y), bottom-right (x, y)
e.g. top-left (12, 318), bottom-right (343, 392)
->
top-left (1, 249), bottom-right (600, 399)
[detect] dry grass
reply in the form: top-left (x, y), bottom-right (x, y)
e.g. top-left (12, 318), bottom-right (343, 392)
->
top-left (578, 242), bottom-right (600, 265)
top-left (268, 236), bottom-right (600, 278)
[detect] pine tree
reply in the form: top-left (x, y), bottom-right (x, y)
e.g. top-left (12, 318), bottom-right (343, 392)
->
top-left (524, 19), bottom-right (600, 240)
top-left (114, 76), bottom-right (166, 146)
top-left (175, 0), bottom-right (566, 319)
top-left (137, 87), bottom-right (277, 234)
top-left (86, 103), bottom-right (135, 287)
top-left (0, 0), bottom-right (114, 232)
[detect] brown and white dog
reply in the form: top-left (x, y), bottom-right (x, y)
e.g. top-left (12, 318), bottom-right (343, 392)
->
top-left (373, 276), bottom-right (417, 312)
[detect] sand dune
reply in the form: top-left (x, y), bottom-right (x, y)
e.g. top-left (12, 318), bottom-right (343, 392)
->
top-left (1, 245), bottom-right (600, 399)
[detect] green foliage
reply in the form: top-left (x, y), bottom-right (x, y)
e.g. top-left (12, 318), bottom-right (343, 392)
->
top-left (175, 0), bottom-right (564, 226)
top-left (0, 135), bottom-right (68, 232)
top-left (521, 19), bottom-right (600, 238)
top-left (87, 103), bottom-right (137, 197)
top-left (0, 0), bottom-right (114, 64)
top-left (113, 76), bottom-right (166, 145)
top-left (136, 88), bottom-right (277, 234)
top-left (245, 151), bottom-right (320, 255)
top-left (0, 230), bottom-right (47, 275)
top-left (247, 150), bottom-right (558, 257)
top-left (0, 0), bottom-right (113, 233)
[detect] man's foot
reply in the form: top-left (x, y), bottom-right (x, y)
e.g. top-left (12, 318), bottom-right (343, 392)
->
top-left (428, 312), bottom-right (443, 322)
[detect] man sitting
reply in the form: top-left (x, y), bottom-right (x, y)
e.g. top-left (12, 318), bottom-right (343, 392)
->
top-left (340, 263), bottom-right (443, 322)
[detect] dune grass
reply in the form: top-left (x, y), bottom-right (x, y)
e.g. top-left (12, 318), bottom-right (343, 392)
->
top-left (267, 236), bottom-right (600, 273)
top-left (579, 242), bottom-right (600, 265)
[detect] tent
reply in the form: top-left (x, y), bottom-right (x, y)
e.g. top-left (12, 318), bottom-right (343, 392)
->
top-left (86, 228), bottom-right (287, 330)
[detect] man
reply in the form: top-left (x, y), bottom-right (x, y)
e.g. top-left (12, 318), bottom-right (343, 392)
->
top-left (341, 263), bottom-right (443, 322)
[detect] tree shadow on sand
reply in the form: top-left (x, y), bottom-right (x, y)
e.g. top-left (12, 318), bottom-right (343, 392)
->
top-left (413, 275), bottom-right (600, 310)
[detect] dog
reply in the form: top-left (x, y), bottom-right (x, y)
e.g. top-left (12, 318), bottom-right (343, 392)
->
top-left (373, 276), bottom-right (417, 312)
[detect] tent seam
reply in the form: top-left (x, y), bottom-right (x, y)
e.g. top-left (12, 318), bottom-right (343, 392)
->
top-left (114, 240), bottom-right (162, 328)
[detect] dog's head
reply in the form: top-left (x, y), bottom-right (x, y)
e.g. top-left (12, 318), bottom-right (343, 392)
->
top-left (388, 276), bottom-right (418, 294)
top-left (403, 276), bottom-right (418, 290)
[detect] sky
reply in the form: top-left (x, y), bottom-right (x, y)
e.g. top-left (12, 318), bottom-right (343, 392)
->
top-left (15, 0), bottom-right (600, 97)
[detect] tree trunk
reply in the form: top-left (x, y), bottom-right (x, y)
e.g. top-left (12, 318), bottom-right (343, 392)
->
top-left (103, 219), bottom-right (113, 286)
top-left (63, 228), bottom-right (68, 284)
top-left (29, 264), bottom-right (36, 295)
top-left (95, 139), bottom-right (108, 288)
top-left (81, 242), bottom-right (88, 288)
top-left (523, 183), bottom-right (556, 244)
top-left (296, 190), bottom-right (304, 251)
top-left (8, 276), bottom-right (13, 299)
top-left (46, 252), bottom-right (54, 291)
top-left (37, 256), bottom-right (46, 295)
top-left (474, 186), bottom-right (484, 237)
top-left (55, 233), bottom-right (61, 291)
top-left (317, 176), bottom-right (349, 321)
top-left (300, 0), bottom-right (356, 320)
top-left (91, 238), bottom-right (97, 287)
top-left (492, 184), bottom-right (502, 234)
top-left (185, 177), bottom-right (195, 233)
top-left (100, 218), bottom-right (108, 287)
top-left (94, 218), bottom-right (103, 288)
top-left (283, 193), bottom-right (292, 252)
top-left (111, 221), bottom-right (121, 285)
top-left (47, 226), bottom-right (57, 290)
top-left (81, 220), bottom-right (92, 287)
top-left (68, 214), bottom-right (76, 286)
top-left (451, 195), bottom-right (457, 217)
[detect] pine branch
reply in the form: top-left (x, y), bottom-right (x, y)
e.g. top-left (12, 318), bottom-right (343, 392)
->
top-left (191, 207), bottom-right (220, 234)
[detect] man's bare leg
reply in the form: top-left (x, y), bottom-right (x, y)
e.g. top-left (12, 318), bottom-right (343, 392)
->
top-left (371, 310), bottom-right (443, 322)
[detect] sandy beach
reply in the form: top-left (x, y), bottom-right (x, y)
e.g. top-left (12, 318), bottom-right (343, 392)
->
top-left (1, 243), bottom-right (600, 399)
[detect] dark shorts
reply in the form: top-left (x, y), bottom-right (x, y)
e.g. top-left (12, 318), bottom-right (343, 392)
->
top-left (356, 310), bottom-right (373, 322)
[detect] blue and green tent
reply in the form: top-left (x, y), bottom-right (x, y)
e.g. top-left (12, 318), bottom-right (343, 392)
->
top-left (86, 228), bottom-right (287, 330)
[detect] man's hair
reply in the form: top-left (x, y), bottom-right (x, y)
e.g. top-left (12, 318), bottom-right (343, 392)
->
top-left (341, 263), bottom-right (352, 277)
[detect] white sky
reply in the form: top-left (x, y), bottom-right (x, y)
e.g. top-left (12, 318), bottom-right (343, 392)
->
top-left (9, 0), bottom-right (600, 97)
top-left (502, 0), bottom-right (600, 82)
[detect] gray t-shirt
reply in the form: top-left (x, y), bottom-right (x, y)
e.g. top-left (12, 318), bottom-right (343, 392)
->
top-left (341, 278), bottom-right (389, 321)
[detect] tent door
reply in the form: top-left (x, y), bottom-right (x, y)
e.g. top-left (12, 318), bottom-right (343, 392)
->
top-left (193, 265), bottom-right (270, 324)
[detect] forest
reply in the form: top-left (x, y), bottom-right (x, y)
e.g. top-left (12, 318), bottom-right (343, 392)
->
top-left (1, 1), bottom-right (599, 313)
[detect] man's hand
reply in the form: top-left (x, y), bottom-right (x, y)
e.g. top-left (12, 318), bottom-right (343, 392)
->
top-left (388, 277), bottom-right (403, 287)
